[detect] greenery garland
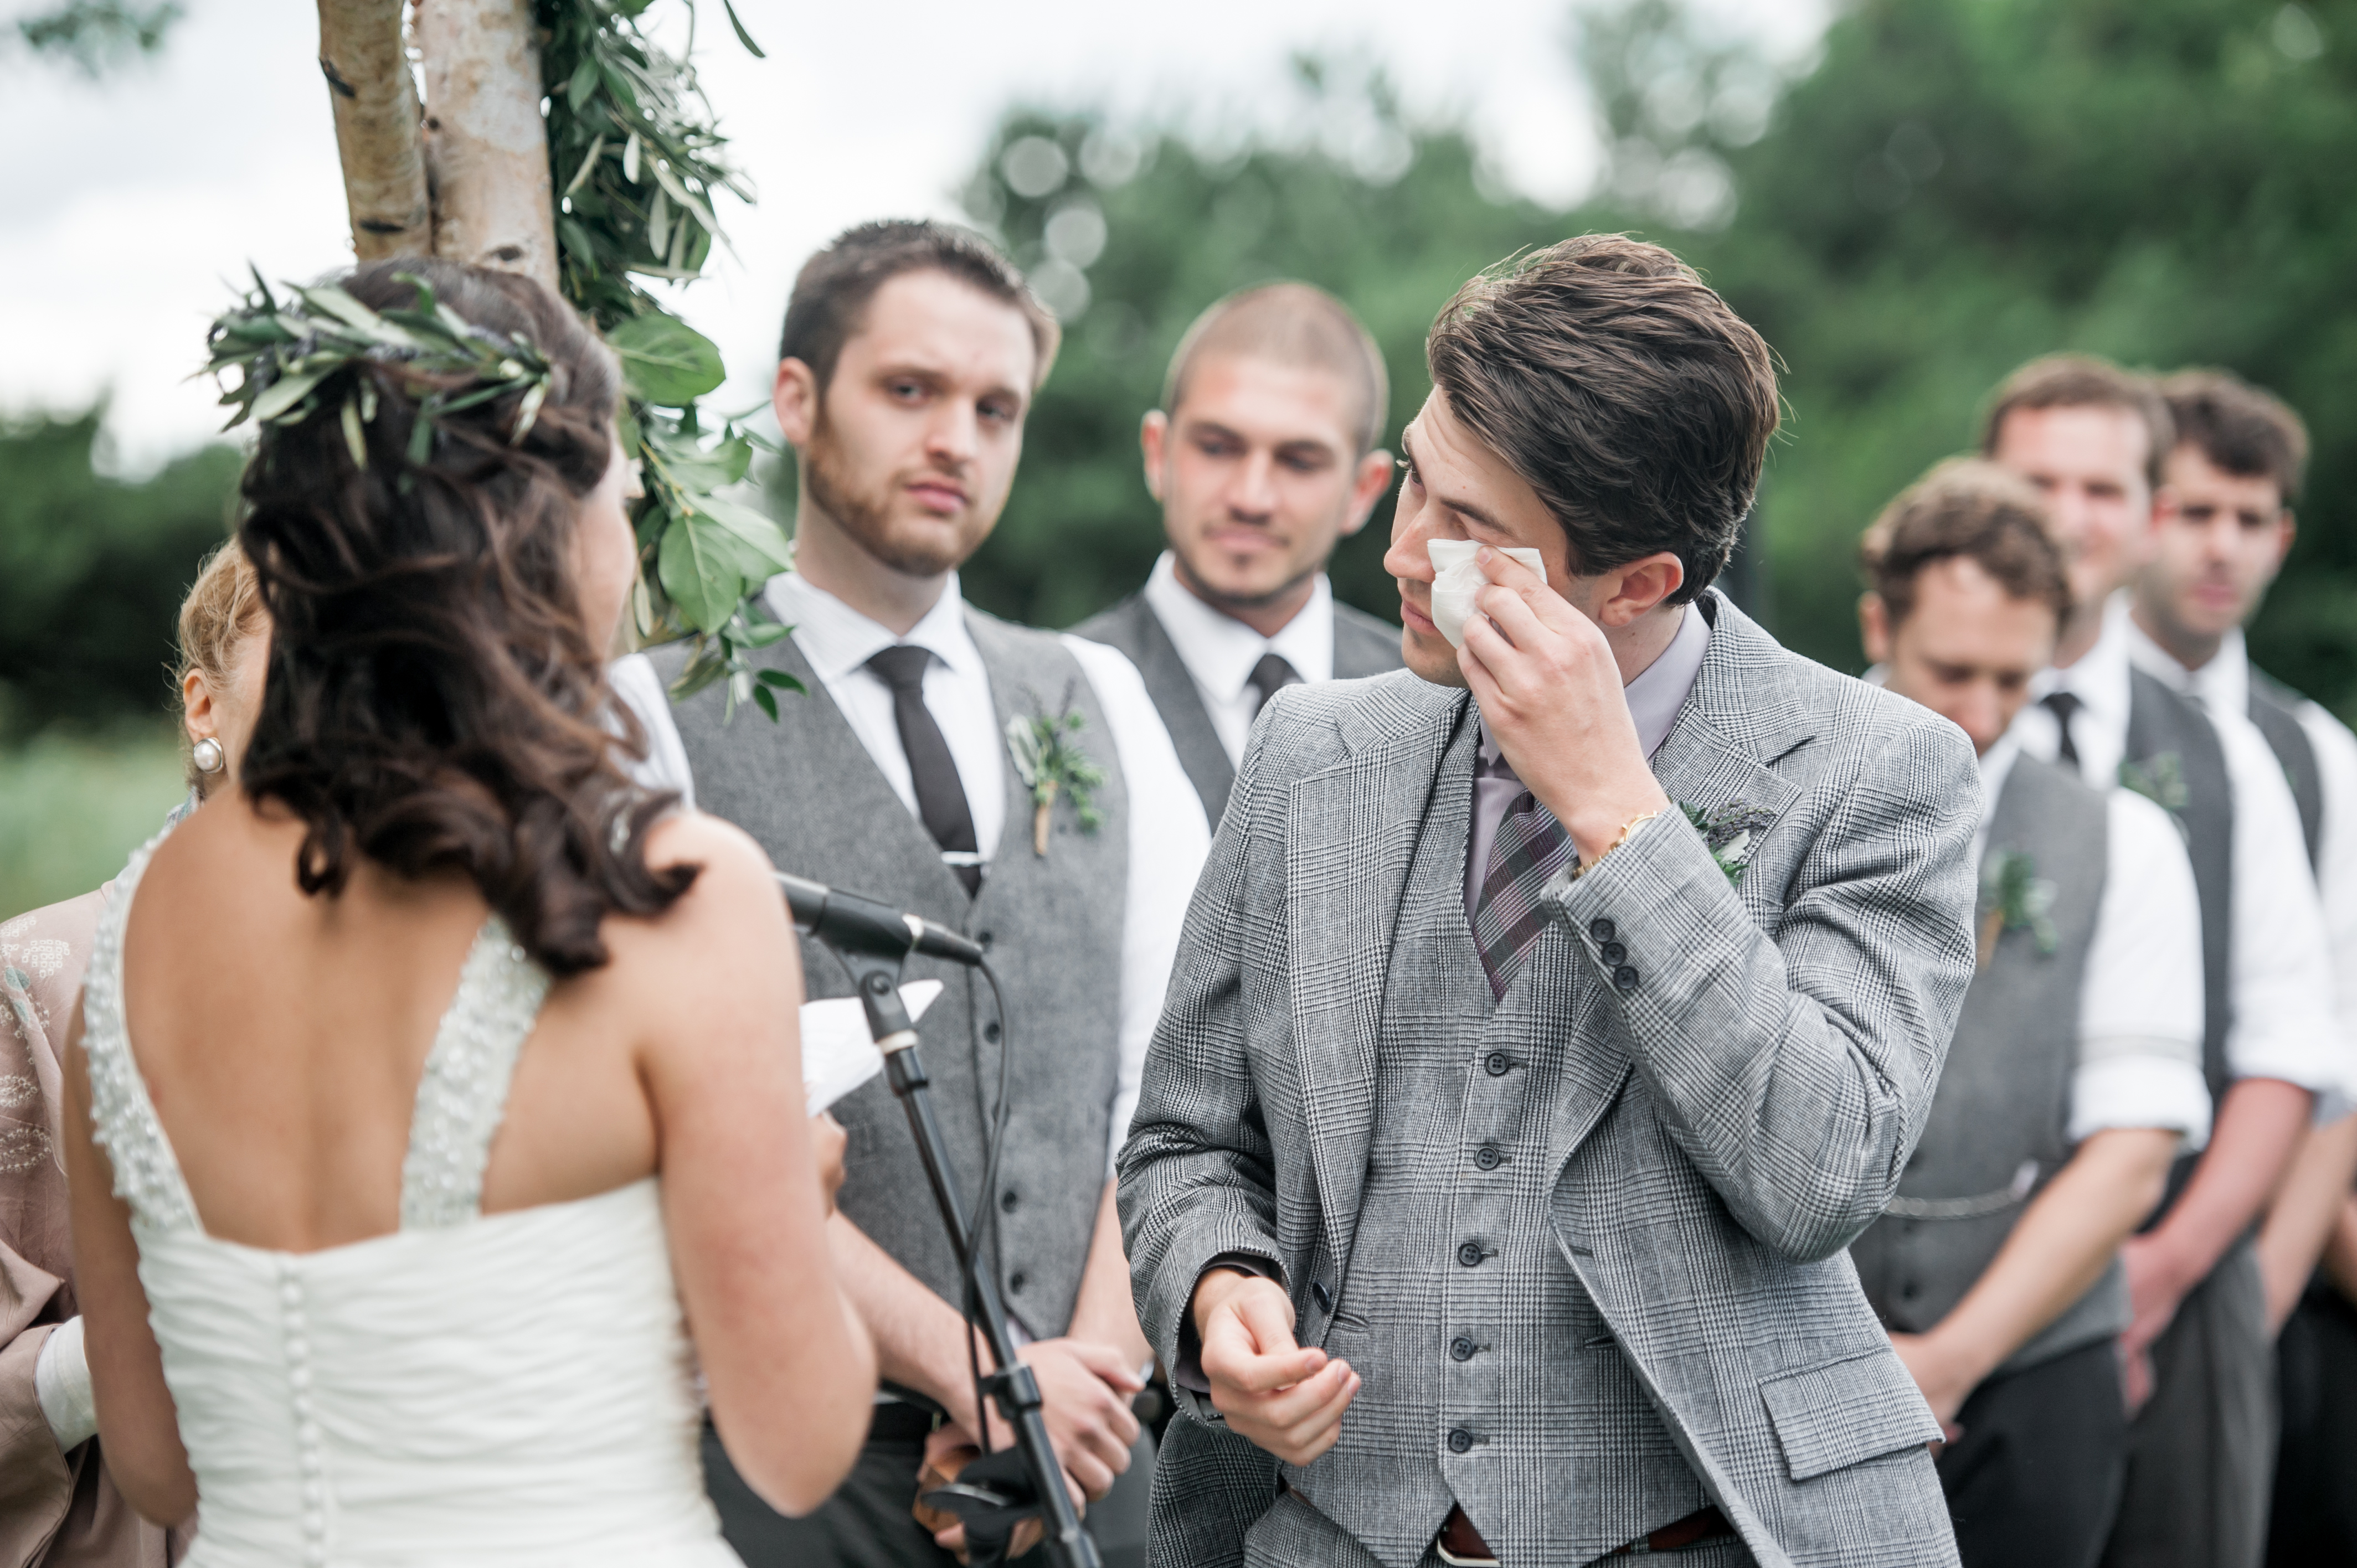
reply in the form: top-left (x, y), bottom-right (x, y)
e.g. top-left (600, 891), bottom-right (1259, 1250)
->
top-left (536, 0), bottom-right (800, 719)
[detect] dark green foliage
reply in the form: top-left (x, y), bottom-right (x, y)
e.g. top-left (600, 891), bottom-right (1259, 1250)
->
top-left (0, 412), bottom-right (236, 738)
top-left (949, 66), bottom-right (1581, 631)
top-left (12, 0), bottom-right (180, 74)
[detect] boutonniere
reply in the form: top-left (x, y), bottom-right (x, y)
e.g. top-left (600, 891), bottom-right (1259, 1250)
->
top-left (1679, 801), bottom-right (1774, 889)
top-left (1978, 849), bottom-right (2058, 965)
top-left (1006, 685), bottom-right (1107, 857)
top-left (2118, 751), bottom-right (2189, 814)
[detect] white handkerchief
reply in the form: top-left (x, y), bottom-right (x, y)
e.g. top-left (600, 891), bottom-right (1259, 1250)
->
top-left (1427, 540), bottom-right (1546, 649)
top-left (800, 979), bottom-right (943, 1115)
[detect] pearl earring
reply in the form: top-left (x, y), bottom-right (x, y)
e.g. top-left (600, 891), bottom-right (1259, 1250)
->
top-left (192, 736), bottom-right (226, 775)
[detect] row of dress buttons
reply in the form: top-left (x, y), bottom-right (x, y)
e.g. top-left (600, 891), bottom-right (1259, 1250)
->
top-left (280, 1262), bottom-right (328, 1565)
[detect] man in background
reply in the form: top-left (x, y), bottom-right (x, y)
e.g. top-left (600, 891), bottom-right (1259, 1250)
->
top-left (2125, 369), bottom-right (2357, 1562)
top-left (1074, 283), bottom-right (1403, 826)
top-left (1855, 459), bottom-right (2207, 1568)
top-left (615, 220), bottom-right (1209, 1568)
top-left (1982, 356), bottom-right (2341, 1568)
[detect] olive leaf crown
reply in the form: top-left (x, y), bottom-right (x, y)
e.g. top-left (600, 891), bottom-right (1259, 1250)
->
top-left (204, 269), bottom-right (558, 471)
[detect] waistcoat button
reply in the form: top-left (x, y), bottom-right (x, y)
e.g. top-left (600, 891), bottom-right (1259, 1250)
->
top-left (1450, 1335), bottom-right (1477, 1362)
top-left (1589, 918), bottom-right (1616, 943)
top-left (984, 1021), bottom-right (1002, 1043)
top-left (1612, 965), bottom-right (1639, 992)
top-left (1447, 1427), bottom-right (1474, 1454)
top-left (1000, 1189), bottom-right (1019, 1213)
top-left (1601, 941), bottom-right (1627, 964)
top-left (976, 931), bottom-right (996, 950)
top-left (1473, 1145), bottom-right (1501, 1172)
top-left (1009, 1271), bottom-right (1027, 1294)
top-left (1484, 1052), bottom-right (1511, 1077)
top-left (1457, 1241), bottom-right (1485, 1268)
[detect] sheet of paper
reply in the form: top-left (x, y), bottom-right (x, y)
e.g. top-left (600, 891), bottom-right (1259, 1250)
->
top-left (800, 979), bottom-right (943, 1115)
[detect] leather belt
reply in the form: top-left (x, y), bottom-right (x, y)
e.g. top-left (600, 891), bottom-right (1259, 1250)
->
top-left (1437, 1503), bottom-right (1734, 1563)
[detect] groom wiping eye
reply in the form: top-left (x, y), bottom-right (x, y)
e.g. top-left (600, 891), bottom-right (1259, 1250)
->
top-left (1120, 234), bottom-right (1984, 1568)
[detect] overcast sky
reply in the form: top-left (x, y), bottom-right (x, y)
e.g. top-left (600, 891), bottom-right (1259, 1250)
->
top-left (0, 0), bottom-right (1826, 469)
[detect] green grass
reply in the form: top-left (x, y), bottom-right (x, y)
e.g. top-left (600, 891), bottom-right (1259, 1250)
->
top-left (0, 728), bottom-right (188, 922)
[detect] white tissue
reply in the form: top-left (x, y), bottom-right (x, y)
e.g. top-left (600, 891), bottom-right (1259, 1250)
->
top-left (800, 979), bottom-right (943, 1115)
top-left (1427, 540), bottom-right (1546, 649)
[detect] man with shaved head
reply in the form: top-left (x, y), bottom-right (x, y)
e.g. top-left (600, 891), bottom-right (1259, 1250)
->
top-left (1074, 282), bottom-right (1406, 826)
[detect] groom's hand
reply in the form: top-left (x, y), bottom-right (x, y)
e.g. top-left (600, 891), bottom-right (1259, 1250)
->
top-left (1192, 1270), bottom-right (1360, 1466)
top-left (1458, 547), bottom-right (1670, 864)
top-left (1003, 1337), bottom-right (1141, 1500)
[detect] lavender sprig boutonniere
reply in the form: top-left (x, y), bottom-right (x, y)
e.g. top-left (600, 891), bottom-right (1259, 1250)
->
top-left (1006, 685), bottom-right (1107, 857)
top-left (1680, 801), bottom-right (1775, 889)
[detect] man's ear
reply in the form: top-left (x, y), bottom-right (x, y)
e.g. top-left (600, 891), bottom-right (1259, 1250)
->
top-left (1859, 592), bottom-right (1892, 666)
top-left (2274, 509), bottom-right (2298, 571)
top-left (1592, 551), bottom-right (1685, 630)
top-left (774, 358), bottom-right (821, 450)
top-left (1140, 410), bottom-right (1169, 505)
top-left (1338, 448), bottom-right (1395, 540)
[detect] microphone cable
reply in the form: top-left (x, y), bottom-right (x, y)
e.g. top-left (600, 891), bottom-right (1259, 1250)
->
top-left (960, 955), bottom-right (1015, 1454)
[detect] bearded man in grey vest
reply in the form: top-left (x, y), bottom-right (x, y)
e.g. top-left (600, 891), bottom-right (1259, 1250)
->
top-left (1120, 235), bottom-right (1980, 1568)
top-left (1854, 461), bottom-right (2209, 1568)
top-left (614, 221), bottom-right (1211, 1568)
top-left (2122, 371), bottom-right (2357, 1564)
top-left (1984, 357), bottom-right (2343, 1568)
top-left (1073, 283), bottom-right (1404, 827)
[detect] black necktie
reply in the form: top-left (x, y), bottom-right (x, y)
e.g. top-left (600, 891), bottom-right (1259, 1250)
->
top-left (2042, 692), bottom-right (2084, 778)
top-left (867, 646), bottom-right (982, 896)
top-left (1247, 652), bottom-right (1302, 720)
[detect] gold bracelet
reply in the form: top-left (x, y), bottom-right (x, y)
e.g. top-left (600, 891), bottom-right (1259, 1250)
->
top-left (1573, 808), bottom-right (1662, 880)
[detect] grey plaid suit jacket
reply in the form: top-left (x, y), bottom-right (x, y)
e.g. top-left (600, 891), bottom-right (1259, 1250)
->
top-left (1118, 594), bottom-right (1980, 1567)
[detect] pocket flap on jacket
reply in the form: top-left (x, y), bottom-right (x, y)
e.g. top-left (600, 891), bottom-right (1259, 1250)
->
top-left (1758, 1351), bottom-right (1943, 1482)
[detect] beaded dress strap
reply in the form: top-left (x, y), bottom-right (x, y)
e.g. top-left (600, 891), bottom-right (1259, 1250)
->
top-left (398, 916), bottom-right (552, 1230)
top-left (82, 824), bottom-right (203, 1236)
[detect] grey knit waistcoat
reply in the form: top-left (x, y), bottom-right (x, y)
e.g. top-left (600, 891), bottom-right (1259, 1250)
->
top-left (652, 608), bottom-right (1128, 1336)
top-left (1850, 755), bottom-right (2121, 1373)
top-left (2247, 669), bottom-right (2324, 870)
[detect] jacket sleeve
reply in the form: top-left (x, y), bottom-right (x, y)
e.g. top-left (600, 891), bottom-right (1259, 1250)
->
top-left (1117, 719), bottom-right (1288, 1378)
top-left (1550, 714), bottom-right (1980, 1262)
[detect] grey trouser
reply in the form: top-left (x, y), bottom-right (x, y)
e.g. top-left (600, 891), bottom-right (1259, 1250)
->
top-left (704, 1411), bottom-right (1152, 1568)
top-left (2266, 1281), bottom-right (2357, 1564)
top-left (1936, 1337), bottom-right (2127, 1568)
top-left (2100, 1238), bottom-right (2276, 1568)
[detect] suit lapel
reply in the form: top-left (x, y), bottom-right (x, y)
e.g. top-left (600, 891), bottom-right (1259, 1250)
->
top-left (1286, 679), bottom-right (1470, 1275)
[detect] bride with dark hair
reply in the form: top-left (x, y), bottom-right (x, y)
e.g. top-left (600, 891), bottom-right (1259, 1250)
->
top-left (57, 259), bottom-right (874, 1565)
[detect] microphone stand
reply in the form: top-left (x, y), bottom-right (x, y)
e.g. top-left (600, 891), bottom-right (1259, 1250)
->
top-left (796, 886), bottom-right (1100, 1568)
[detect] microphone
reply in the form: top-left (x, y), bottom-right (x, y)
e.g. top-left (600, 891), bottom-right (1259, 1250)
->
top-left (774, 872), bottom-right (988, 967)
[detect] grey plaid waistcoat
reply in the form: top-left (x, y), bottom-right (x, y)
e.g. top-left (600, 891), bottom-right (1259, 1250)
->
top-left (1295, 711), bottom-right (1707, 1567)
top-left (652, 608), bottom-right (1127, 1334)
top-left (1850, 755), bottom-right (2125, 1374)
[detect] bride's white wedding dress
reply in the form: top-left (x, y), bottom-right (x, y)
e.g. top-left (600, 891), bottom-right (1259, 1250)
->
top-left (82, 828), bottom-right (743, 1566)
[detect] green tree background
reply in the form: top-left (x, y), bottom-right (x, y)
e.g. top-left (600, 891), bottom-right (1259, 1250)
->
top-left (7, 0), bottom-right (2355, 916)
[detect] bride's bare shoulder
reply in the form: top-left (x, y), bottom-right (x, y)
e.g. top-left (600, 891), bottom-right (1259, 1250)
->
top-left (629, 811), bottom-right (784, 939)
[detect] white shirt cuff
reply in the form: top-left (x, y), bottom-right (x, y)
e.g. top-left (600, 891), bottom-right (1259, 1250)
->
top-left (34, 1315), bottom-right (97, 1452)
top-left (2067, 1054), bottom-right (2212, 1151)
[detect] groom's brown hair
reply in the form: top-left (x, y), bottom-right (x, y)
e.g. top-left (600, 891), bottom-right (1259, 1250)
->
top-left (1424, 234), bottom-right (1778, 605)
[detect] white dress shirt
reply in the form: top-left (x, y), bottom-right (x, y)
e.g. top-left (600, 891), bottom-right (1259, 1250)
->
top-left (611, 571), bottom-right (1211, 1179)
top-left (2123, 623), bottom-right (2357, 1118)
top-left (1975, 738), bottom-right (2212, 1147)
top-left (1143, 551), bottom-right (1336, 766)
top-left (2005, 593), bottom-right (2342, 1104)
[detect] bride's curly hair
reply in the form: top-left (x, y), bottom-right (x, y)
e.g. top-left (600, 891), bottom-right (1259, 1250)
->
top-left (235, 259), bottom-right (693, 974)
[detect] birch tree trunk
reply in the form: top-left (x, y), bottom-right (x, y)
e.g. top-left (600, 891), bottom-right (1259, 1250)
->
top-left (316, 0), bottom-right (430, 260)
top-left (413, 0), bottom-right (558, 290)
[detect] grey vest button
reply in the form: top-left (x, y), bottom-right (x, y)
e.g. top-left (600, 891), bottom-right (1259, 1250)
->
top-left (1010, 1271), bottom-right (1028, 1294)
top-left (1457, 1241), bottom-right (1485, 1268)
top-left (1473, 1145), bottom-right (1502, 1172)
top-left (1600, 941), bottom-right (1627, 964)
top-left (1000, 1189), bottom-right (1020, 1213)
top-left (984, 1021), bottom-right (1002, 1043)
top-left (1589, 918), bottom-right (1616, 942)
top-left (1447, 1427), bottom-right (1475, 1454)
top-left (1450, 1335), bottom-right (1477, 1362)
top-left (1484, 1051), bottom-right (1512, 1077)
top-left (976, 930), bottom-right (995, 950)
top-left (1612, 965), bottom-right (1639, 992)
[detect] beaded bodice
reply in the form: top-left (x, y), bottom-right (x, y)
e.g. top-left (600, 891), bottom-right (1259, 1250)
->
top-left (83, 822), bottom-right (552, 1238)
top-left (78, 822), bottom-right (733, 1567)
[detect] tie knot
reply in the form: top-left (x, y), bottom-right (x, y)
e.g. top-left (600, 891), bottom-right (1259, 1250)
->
top-left (867, 644), bottom-right (932, 693)
top-left (2041, 691), bottom-right (2083, 720)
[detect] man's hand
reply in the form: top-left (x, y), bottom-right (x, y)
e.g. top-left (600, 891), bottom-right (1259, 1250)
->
top-left (1458, 549), bottom-right (1671, 862)
top-left (811, 1112), bottom-right (847, 1215)
top-left (913, 1422), bottom-right (1074, 1563)
top-left (2118, 1232), bottom-right (2191, 1412)
top-left (965, 1337), bottom-right (1140, 1501)
top-left (1886, 1330), bottom-right (1971, 1439)
top-left (1191, 1270), bottom-right (1360, 1466)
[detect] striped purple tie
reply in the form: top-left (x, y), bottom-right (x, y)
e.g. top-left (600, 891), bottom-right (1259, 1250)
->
top-left (1471, 791), bottom-right (1576, 998)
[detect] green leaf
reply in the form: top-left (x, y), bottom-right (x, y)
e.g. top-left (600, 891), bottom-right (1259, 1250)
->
top-left (751, 682), bottom-right (779, 721)
top-left (608, 311), bottom-right (725, 405)
top-left (721, 0), bottom-right (765, 57)
top-left (657, 511), bottom-right (744, 633)
top-left (695, 492), bottom-right (794, 574)
top-left (567, 54), bottom-right (601, 111)
top-left (250, 365), bottom-right (331, 423)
